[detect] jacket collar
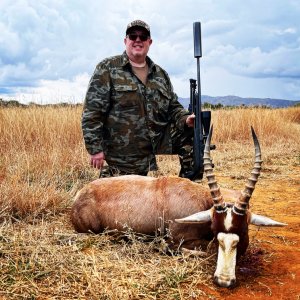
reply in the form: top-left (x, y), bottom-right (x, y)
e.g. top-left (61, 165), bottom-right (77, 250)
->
top-left (121, 51), bottom-right (156, 72)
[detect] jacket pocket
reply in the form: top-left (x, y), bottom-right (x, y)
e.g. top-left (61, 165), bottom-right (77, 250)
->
top-left (114, 84), bottom-right (139, 107)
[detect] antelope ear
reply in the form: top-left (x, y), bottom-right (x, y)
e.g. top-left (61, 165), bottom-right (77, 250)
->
top-left (175, 209), bottom-right (212, 224)
top-left (250, 213), bottom-right (287, 226)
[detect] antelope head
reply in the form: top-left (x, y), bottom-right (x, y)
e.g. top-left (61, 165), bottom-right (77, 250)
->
top-left (176, 126), bottom-right (286, 288)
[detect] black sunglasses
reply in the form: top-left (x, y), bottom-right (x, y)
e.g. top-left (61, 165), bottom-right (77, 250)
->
top-left (127, 33), bottom-right (149, 42)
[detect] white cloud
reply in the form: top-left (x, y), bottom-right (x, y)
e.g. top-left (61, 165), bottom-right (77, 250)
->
top-left (205, 44), bottom-right (300, 79)
top-left (272, 27), bottom-right (297, 35)
top-left (5, 73), bottom-right (89, 104)
top-left (202, 66), bottom-right (294, 99)
top-left (1, 0), bottom-right (300, 102)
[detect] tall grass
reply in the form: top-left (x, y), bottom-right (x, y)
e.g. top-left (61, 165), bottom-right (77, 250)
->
top-left (211, 107), bottom-right (300, 144)
top-left (0, 106), bottom-right (95, 221)
top-left (1, 105), bottom-right (299, 220)
top-left (0, 106), bottom-right (87, 159)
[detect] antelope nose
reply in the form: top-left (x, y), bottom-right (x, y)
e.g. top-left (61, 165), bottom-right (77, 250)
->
top-left (214, 275), bottom-right (236, 288)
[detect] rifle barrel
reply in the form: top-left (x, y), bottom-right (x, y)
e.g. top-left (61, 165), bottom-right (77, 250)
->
top-left (193, 22), bottom-right (203, 141)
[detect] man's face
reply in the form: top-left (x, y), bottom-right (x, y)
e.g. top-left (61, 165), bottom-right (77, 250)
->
top-left (124, 29), bottom-right (152, 61)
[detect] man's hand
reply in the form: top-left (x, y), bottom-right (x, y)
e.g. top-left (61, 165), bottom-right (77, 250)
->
top-left (90, 152), bottom-right (105, 169)
top-left (186, 114), bottom-right (195, 128)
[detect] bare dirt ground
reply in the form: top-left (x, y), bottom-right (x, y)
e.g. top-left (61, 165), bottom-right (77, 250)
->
top-left (198, 166), bottom-right (300, 300)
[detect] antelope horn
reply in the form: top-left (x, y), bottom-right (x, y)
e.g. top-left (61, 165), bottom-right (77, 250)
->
top-left (234, 127), bottom-right (263, 214)
top-left (204, 125), bottom-right (226, 212)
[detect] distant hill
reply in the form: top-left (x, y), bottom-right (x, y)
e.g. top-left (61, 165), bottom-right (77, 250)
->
top-left (179, 95), bottom-right (300, 109)
top-left (0, 99), bottom-right (27, 107)
top-left (1, 96), bottom-right (299, 109)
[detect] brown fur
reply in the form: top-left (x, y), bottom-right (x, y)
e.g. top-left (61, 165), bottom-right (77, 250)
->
top-left (211, 206), bottom-right (250, 257)
top-left (71, 175), bottom-right (241, 249)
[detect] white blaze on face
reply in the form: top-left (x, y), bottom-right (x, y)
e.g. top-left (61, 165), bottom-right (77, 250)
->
top-left (214, 232), bottom-right (239, 287)
top-left (224, 208), bottom-right (233, 231)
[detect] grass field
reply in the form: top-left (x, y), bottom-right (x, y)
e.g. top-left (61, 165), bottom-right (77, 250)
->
top-left (0, 105), bottom-right (299, 299)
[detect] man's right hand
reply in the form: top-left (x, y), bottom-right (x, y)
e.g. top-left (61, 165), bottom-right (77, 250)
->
top-left (90, 152), bottom-right (105, 169)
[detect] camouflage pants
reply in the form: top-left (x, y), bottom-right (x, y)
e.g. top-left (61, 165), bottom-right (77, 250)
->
top-left (170, 124), bottom-right (194, 177)
top-left (100, 124), bottom-right (194, 178)
top-left (100, 165), bottom-right (149, 177)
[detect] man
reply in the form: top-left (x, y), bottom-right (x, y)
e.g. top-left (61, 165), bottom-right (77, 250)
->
top-left (82, 20), bottom-right (195, 177)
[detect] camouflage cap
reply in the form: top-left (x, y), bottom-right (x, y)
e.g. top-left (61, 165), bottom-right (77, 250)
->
top-left (126, 20), bottom-right (151, 36)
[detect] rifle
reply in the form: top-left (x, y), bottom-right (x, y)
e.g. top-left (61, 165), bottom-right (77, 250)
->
top-left (184, 22), bottom-right (215, 181)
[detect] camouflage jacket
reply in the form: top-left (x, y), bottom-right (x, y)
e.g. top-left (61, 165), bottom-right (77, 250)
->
top-left (82, 52), bottom-right (189, 173)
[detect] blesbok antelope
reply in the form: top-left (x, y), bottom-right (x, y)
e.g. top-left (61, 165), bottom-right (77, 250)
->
top-left (71, 126), bottom-right (286, 287)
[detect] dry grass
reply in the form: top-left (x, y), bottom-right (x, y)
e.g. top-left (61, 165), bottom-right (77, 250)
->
top-left (0, 220), bottom-right (217, 299)
top-left (0, 106), bottom-right (96, 220)
top-left (210, 107), bottom-right (300, 144)
top-left (0, 105), bottom-right (299, 299)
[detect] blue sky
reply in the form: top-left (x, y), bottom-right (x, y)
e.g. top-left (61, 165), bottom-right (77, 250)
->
top-left (1, 0), bottom-right (300, 104)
